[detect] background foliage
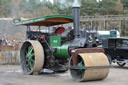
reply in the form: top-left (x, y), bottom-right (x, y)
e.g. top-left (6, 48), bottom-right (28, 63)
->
top-left (0, 0), bottom-right (127, 18)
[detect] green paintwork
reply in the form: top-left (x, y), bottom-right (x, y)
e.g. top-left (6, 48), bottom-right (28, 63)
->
top-left (110, 30), bottom-right (117, 37)
top-left (50, 36), bottom-right (61, 48)
top-left (50, 36), bottom-right (69, 58)
top-left (78, 60), bottom-right (85, 76)
top-left (53, 43), bottom-right (70, 59)
top-left (78, 61), bottom-right (84, 67)
top-left (15, 15), bottom-right (73, 26)
top-left (100, 35), bottom-right (110, 38)
top-left (26, 46), bottom-right (35, 69)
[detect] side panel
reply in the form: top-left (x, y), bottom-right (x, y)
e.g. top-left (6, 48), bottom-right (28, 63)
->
top-left (50, 36), bottom-right (70, 59)
top-left (50, 36), bottom-right (61, 48)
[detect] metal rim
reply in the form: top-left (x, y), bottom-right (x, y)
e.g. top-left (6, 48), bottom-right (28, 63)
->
top-left (20, 40), bottom-right (44, 75)
top-left (69, 56), bottom-right (85, 82)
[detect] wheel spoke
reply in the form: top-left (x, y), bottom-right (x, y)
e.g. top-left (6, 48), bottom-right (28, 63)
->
top-left (28, 46), bottom-right (32, 52)
top-left (25, 46), bottom-right (35, 69)
top-left (26, 63), bottom-right (30, 67)
top-left (26, 46), bottom-right (34, 57)
top-left (29, 61), bottom-right (32, 69)
top-left (78, 60), bottom-right (84, 75)
top-left (30, 59), bottom-right (34, 62)
top-left (32, 53), bottom-right (35, 56)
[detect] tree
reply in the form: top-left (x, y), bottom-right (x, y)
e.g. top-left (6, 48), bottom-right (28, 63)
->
top-left (0, 0), bottom-right (12, 17)
top-left (98, 0), bottom-right (117, 15)
top-left (121, 0), bottom-right (128, 9)
top-left (53, 0), bottom-right (73, 15)
top-left (80, 0), bottom-right (99, 15)
top-left (115, 0), bottom-right (123, 14)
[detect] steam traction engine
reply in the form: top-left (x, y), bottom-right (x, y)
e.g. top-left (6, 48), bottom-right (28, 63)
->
top-left (16, 5), bottom-right (110, 81)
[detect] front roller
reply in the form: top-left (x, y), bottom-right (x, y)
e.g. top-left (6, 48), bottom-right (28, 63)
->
top-left (20, 40), bottom-right (44, 75)
top-left (70, 48), bottom-right (110, 82)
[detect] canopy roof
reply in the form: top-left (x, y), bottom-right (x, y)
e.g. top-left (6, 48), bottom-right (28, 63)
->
top-left (15, 15), bottom-right (73, 26)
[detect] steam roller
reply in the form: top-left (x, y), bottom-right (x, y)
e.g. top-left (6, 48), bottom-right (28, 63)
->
top-left (15, 0), bottom-right (110, 82)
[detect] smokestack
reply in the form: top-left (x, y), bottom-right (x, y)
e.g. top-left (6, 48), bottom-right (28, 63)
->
top-left (72, 0), bottom-right (81, 38)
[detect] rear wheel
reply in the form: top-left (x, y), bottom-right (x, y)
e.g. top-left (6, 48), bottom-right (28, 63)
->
top-left (117, 62), bottom-right (126, 67)
top-left (20, 40), bottom-right (44, 75)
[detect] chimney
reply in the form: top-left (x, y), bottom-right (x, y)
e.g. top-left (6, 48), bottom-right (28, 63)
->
top-left (72, 0), bottom-right (80, 38)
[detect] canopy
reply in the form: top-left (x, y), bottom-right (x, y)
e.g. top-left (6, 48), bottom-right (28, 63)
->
top-left (15, 15), bottom-right (73, 26)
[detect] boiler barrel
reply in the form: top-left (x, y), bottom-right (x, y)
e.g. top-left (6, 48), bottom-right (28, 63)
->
top-left (53, 43), bottom-right (70, 59)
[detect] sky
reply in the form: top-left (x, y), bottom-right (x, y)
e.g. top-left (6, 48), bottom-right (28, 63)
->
top-left (97, 0), bottom-right (102, 2)
top-left (41, 0), bottom-right (54, 4)
top-left (49, 0), bottom-right (54, 4)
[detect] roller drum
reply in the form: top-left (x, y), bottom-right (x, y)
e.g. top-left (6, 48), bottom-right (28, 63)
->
top-left (70, 53), bottom-right (110, 81)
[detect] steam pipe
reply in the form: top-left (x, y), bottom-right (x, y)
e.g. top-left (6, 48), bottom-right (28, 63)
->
top-left (72, 3), bottom-right (80, 38)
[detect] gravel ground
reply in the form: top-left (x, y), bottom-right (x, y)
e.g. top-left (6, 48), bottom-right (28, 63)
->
top-left (0, 64), bottom-right (128, 85)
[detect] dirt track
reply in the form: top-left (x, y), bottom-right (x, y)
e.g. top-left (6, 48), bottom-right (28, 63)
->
top-left (0, 64), bottom-right (128, 85)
